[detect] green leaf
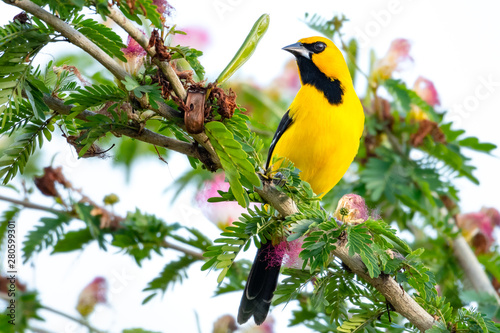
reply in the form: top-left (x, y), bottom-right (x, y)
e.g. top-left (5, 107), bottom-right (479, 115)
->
top-left (337, 309), bottom-right (386, 333)
top-left (72, 15), bottom-right (126, 61)
top-left (302, 13), bottom-right (348, 39)
top-left (112, 209), bottom-right (177, 266)
top-left (142, 256), bottom-right (197, 303)
top-left (364, 219), bottom-right (412, 255)
top-left (0, 21), bottom-right (51, 125)
top-left (458, 136), bottom-right (496, 153)
top-left (0, 206), bottom-right (20, 251)
top-left (22, 213), bottom-right (72, 262)
top-left (205, 121), bottom-right (261, 207)
top-left (0, 115), bottom-right (56, 184)
top-left (66, 83), bottom-right (126, 112)
top-left (346, 225), bottom-right (381, 278)
top-left (170, 46), bottom-right (205, 80)
top-left (117, 0), bottom-right (163, 29)
top-left (52, 228), bottom-right (94, 253)
top-left (426, 322), bottom-right (450, 333)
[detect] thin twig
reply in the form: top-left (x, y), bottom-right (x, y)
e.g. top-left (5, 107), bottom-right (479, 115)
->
top-left (29, 327), bottom-right (54, 333)
top-left (0, 194), bottom-right (68, 216)
top-left (41, 304), bottom-right (106, 333)
top-left (0, 292), bottom-right (105, 333)
top-left (162, 241), bottom-right (205, 260)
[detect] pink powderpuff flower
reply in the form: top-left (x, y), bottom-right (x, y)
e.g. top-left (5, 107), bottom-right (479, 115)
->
top-left (373, 39), bottom-right (413, 81)
top-left (172, 26), bottom-right (211, 50)
top-left (409, 76), bottom-right (440, 121)
top-left (121, 34), bottom-right (147, 75)
top-left (76, 277), bottom-right (107, 317)
top-left (333, 194), bottom-right (369, 224)
top-left (456, 212), bottom-right (495, 254)
top-left (264, 238), bottom-right (305, 269)
top-left (413, 76), bottom-right (440, 107)
top-left (481, 207), bottom-right (500, 227)
top-left (153, 0), bottom-right (174, 17)
top-left (242, 316), bottom-right (275, 333)
top-left (196, 173), bottom-right (248, 230)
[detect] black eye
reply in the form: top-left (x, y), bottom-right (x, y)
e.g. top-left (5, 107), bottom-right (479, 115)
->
top-left (313, 42), bottom-right (326, 53)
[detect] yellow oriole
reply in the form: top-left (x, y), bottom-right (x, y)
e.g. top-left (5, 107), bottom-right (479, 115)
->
top-left (237, 36), bottom-right (365, 325)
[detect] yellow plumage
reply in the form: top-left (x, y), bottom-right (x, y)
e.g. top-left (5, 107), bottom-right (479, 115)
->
top-left (269, 36), bottom-right (364, 197)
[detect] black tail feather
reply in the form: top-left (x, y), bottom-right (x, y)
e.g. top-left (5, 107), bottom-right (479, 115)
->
top-left (237, 242), bottom-right (281, 325)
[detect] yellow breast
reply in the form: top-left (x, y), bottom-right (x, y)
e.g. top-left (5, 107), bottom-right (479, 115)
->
top-left (271, 84), bottom-right (364, 197)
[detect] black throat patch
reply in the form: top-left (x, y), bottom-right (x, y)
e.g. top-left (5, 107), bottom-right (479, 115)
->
top-left (296, 56), bottom-right (344, 105)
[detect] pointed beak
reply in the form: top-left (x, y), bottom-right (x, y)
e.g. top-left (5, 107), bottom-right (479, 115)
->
top-left (282, 42), bottom-right (310, 59)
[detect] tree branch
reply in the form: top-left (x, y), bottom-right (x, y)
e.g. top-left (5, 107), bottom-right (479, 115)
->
top-left (5, 0), bottom-right (221, 171)
top-left (41, 94), bottom-right (218, 167)
top-left (453, 235), bottom-right (500, 303)
top-left (441, 196), bottom-right (500, 304)
top-left (8, 0), bottom-right (129, 81)
top-left (256, 180), bottom-right (436, 332)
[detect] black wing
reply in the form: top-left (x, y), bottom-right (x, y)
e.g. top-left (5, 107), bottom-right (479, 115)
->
top-left (266, 110), bottom-right (293, 169)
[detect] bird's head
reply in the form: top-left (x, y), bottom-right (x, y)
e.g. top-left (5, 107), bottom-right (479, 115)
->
top-left (282, 37), bottom-right (353, 101)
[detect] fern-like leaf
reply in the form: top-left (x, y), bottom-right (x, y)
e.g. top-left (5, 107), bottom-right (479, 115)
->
top-left (72, 15), bottom-right (126, 61)
top-left (117, 0), bottom-right (163, 29)
top-left (22, 213), bottom-right (72, 262)
top-left (0, 115), bottom-right (55, 184)
top-left (337, 309), bottom-right (386, 333)
top-left (65, 83), bottom-right (127, 112)
top-left (0, 206), bottom-right (20, 251)
top-left (142, 256), bottom-right (197, 304)
top-left (0, 20), bottom-right (51, 125)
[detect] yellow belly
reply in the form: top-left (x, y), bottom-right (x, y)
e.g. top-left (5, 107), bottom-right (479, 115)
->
top-left (271, 85), bottom-right (364, 197)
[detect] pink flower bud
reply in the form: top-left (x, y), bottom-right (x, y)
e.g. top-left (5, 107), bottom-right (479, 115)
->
top-left (76, 277), bottom-right (107, 317)
top-left (195, 174), bottom-right (248, 230)
top-left (213, 314), bottom-right (237, 333)
top-left (413, 76), bottom-right (440, 106)
top-left (333, 194), bottom-right (369, 224)
top-left (373, 39), bottom-right (412, 80)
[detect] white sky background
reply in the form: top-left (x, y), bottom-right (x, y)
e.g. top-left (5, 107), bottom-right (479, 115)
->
top-left (0, 0), bottom-right (500, 332)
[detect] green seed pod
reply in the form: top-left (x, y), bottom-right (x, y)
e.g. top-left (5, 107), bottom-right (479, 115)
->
top-left (216, 14), bottom-right (270, 85)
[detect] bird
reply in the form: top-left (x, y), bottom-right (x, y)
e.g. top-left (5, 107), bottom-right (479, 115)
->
top-left (237, 36), bottom-right (365, 325)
